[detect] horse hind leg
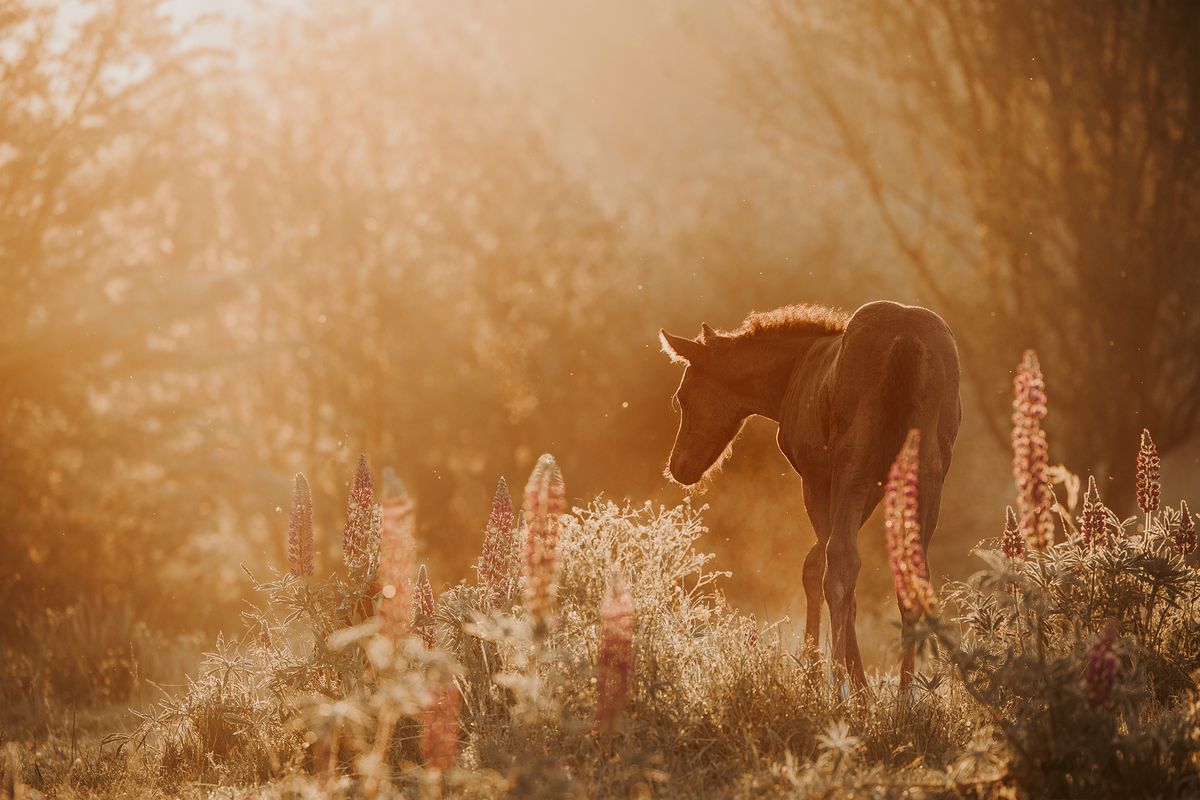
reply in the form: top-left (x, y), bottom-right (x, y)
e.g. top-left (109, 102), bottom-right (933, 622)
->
top-left (899, 459), bottom-right (946, 692)
top-left (801, 480), bottom-right (832, 649)
top-left (802, 543), bottom-right (826, 648)
top-left (823, 481), bottom-right (870, 689)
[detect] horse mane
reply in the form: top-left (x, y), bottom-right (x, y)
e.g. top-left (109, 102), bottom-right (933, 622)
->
top-left (721, 303), bottom-right (850, 341)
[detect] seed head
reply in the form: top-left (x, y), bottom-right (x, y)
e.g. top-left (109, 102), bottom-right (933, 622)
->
top-left (413, 564), bottom-right (436, 649)
top-left (1001, 505), bottom-right (1025, 560)
top-left (420, 680), bottom-right (461, 772)
top-left (1012, 350), bottom-right (1054, 551)
top-left (478, 477), bottom-right (516, 608)
top-left (1136, 429), bottom-right (1161, 516)
top-left (1084, 619), bottom-right (1119, 709)
top-left (885, 429), bottom-right (935, 615)
top-left (1174, 500), bottom-right (1196, 556)
top-left (1078, 476), bottom-right (1107, 549)
top-left (594, 574), bottom-right (635, 734)
top-left (378, 478), bottom-right (416, 639)
top-left (287, 473), bottom-right (315, 577)
top-left (523, 454), bottom-right (566, 631)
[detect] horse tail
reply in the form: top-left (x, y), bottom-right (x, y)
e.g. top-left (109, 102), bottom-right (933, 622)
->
top-left (882, 334), bottom-right (928, 432)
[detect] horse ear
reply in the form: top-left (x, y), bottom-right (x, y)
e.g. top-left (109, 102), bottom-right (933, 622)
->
top-left (699, 323), bottom-right (717, 341)
top-left (659, 329), bottom-right (706, 365)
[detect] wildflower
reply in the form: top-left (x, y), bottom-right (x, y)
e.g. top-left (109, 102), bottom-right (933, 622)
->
top-left (343, 454), bottom-right (376, 573)
top-left (1136, 429), bottom-right (1161, 517)
top-left (523, 454), bottom-right (566, 631)
top-left (1084, 619), bottom-right (1119, 709)
top-left (287, 473), bottom-right (314, 577)
top-left (744, 613), bottom-right (759, 649)
top-left (420, 680), bottom-right (461, 772)
top-left (1001, 506), bottom-right (1025, 560)
top-left (594, 574), bottom-right (635, 734)
top-left (1078, 476), bottom-right (1106, 549)
top-left (1174, 500), bottom-right (1196, 555)
top-left (1012, 350), bottom-right (1054, 551)
top-left (885, 429), bottom-right (935, 615)
top-left (413, 564), bottom-right (436, 649)
top-left (378, 478), bottom-right (415, 639)
top-left (478, 477), bottom-right (516, 607)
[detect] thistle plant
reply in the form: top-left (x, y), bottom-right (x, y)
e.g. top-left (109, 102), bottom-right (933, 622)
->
top-left (287, 473), bottom-right (314, 577)
top-left (523, 453), bottom-right (567, 633)
top-left (1078, 476), bottom-right (1106, 549)
top-left (1001, 505), bottom-right (1025, 561)
top-left (1174, 500), bottom-right (1196, 556)
top-left (1136, 429), bottom-right (1161, 524)
top-left (413, 564), bottom-right (436, 649)
top-left (1011, 350), bottom-right (1054, 551)
top-left (478, 477), bottom-right (516, 608)
top-left (420, 680), bottom-right (462, 772)
top-left (593, 573), bottom-right (635, 735)
top-left (1084, 619), bottom-right (1119, 709)
top-left (884, 429), bottom-right (934, 615)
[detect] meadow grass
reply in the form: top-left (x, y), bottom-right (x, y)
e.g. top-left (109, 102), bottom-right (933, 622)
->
top-left (3, 356), bottom-right (1199, 799)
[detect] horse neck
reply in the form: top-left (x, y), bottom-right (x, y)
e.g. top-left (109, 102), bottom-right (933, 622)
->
top-left (725, 330), bottom-right (838, 423)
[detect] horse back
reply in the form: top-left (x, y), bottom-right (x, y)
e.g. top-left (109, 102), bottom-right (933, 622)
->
top-left (778, 301), bottom-right (961, 481)
top-left (833, 301), bottom-right (961, 469)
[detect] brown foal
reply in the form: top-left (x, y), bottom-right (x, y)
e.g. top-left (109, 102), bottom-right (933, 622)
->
top-left (660, 301), bottom-right (961, 689)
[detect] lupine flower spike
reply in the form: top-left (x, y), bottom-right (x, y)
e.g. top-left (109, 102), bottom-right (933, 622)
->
top-left (1012, 350), bottom-right (1054, 551)
top-left (1084, 619), bottom-right (1119, 709)
top-left (478, 477), bottom-right (516, 608)
top-left (885, 429), bottom-right (935, 615)
top-left (1078, 476), bottom-right (1106, 549)
top-left (744, 613), bottom-right (759, 649)
top-left (421, 680), bottom-right (461, 772)
top-left (378, 470), bottom-right (416, 639)
top-left (343, 454), bottom-right (376, 573)
top-left (1174, 500), bottom-right (1196, 556)
top-left (1136, 429), bottom-right (1161, 527)
top-left (287, 473), bottom-right (314, 577)
top-left (523, 454), bottom-right (567, 633)
top-left (1001, 505), bottom-right (1025, 561)
top-left (413, 564), bottom-right (436, 649)
top-left (594, 573), bottom-right (635, 734)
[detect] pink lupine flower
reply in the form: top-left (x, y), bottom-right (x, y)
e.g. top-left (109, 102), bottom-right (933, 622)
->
top-left (378, 477), bottom-right (416, 639)
top-left (1174, 500), bottom-right (1196, 555)
top-left (1079, 476), bottom-right (1107, 549)
top-left (287, 473), bottom-right (314, 577)
top-left (1001, 505), bottom-right (1025, 561)
top-left (1084, 619), bottom-right (1119, 709)
top-left (421, 680), bottom-right (462, 771)
top-left (1136, 429), bottom-right (1161, 517)
top-left (885, 429), bottom-right (935, 615)
top-left (744, 613), bottom-right (759, 649)
top-left (478, 477), bottom-right (516, 608)
top-left (342, 454), bottom-right (375, 573)
top-left (594, 574), bottom-right (635, 734)
top-left (413, 564), bottom-right (436, 649)
top-left (1012, 350), bottom-right (1054, 551)
top-left (523, 454), bottom-right (566, 632)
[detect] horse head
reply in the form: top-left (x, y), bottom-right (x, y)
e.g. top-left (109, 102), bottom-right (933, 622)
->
top-left (659, 326), bottom-right (747, 486)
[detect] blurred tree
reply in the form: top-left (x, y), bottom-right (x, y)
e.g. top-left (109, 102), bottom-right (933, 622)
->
top-left (0, 0), bottom-right (255, 625)
top-left (743, 0), bottom-right (1200, 503)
